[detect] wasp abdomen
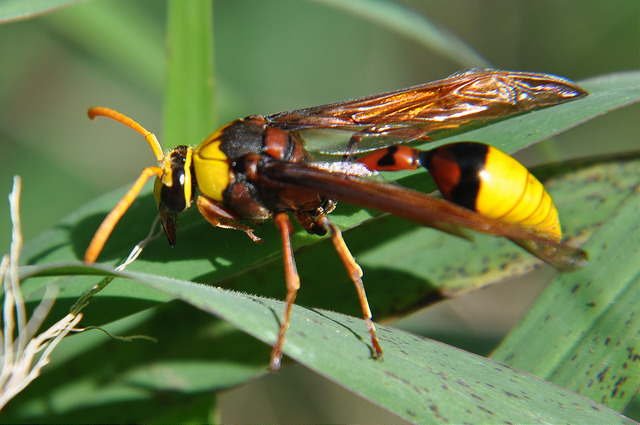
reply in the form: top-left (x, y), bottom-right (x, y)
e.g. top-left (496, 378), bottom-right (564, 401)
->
top-left (420, 142), bottom-right (562, 239)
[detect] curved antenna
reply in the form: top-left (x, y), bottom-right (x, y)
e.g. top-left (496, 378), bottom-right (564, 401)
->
top-left (84, 107), bottom-right (165, 263)
top-left (88, 107), bottom-right (165, 162)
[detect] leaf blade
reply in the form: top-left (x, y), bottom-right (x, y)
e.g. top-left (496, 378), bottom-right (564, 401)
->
top-left (40, 263), bottom-right (635, 424)
top-left (492, 185), bottom-right (640, 411)
top-left (164, 0), bottom-right (215, 148)
top-left (0, 0), bottom-right (81, 23)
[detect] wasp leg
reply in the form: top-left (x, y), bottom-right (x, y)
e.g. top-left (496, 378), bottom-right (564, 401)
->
top-left (270, 212), bottom-right (300, 371)
top-left (85, 166), bottom-right (164, 264)
top-left (196, 196), bottom-right (262, 242)
top-left (317, 216), bottom-right (383, 361)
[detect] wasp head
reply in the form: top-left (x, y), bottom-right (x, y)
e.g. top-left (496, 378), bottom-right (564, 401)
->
top-left (153, 145), bottom-right (196, 246)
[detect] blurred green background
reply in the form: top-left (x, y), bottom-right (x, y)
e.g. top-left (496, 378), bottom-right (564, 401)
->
top-left (0, 0), bottom-right (637, 422)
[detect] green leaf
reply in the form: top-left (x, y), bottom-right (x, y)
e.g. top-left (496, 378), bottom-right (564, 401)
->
top-left (0, 304), bottom-right (234, 422)
top-left (0, 0), bottom-right (81, 23)
top-left (492, 185), bottom-right (640, 412)
top-left (164, 0), bottom-right (215, 147)
top-left (17, 262), bottom-right (638, 424)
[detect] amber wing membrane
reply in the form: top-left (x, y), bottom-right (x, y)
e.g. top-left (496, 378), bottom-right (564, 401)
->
top-left (264, 69), bottom-right (587, 154)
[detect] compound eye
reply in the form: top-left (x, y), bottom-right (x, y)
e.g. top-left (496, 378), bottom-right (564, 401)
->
top-left (154, 146), bottom-right (194, 215)
top-left (159, 168), bottom-right (188, 214)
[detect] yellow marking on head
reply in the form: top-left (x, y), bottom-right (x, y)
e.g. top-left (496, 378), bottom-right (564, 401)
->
top-left (161, 155), bottom-right (174, 187)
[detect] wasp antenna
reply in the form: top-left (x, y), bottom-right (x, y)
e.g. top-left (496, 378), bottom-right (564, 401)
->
top-left (88, 107), bottom-right (165, 162)
top-left (85, 166), bottom-right (164, 264)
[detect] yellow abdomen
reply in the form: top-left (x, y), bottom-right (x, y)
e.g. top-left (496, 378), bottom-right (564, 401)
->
top-left (476, 146), bottom-right (561, 239)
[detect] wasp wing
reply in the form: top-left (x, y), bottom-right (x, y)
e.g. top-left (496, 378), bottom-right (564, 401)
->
top-left (263, 69), bottom-right (587, 155)
top-left (260, 159), bottom-right (588, 272)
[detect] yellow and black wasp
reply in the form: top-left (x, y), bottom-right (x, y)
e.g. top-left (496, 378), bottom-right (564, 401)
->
top-left (84, 69), bottom-right (588, 371)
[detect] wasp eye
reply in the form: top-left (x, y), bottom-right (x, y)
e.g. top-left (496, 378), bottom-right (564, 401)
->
top-left (152, 173), bottom-right (183, 246)
top-left (158, 170), bottom-right (188, 213)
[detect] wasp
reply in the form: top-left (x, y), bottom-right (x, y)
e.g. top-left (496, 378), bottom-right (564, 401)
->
top-left (84, 69), bottom-right (588, 371)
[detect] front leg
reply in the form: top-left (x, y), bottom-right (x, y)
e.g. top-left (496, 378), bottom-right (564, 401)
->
top-left (196, 196), bottom-right (262, 243)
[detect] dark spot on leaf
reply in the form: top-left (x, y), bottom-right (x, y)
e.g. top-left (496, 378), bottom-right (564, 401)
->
top-left (615, 376), bottom-right (628, 386)
top-left (457, 379), bottom-right (470, 388)
top-left (477, 405), bottom-right (494, 415)
top-left (470, 393), bottom-right (484, 401)
top-left (596, 366), bottom-right (609, 383)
